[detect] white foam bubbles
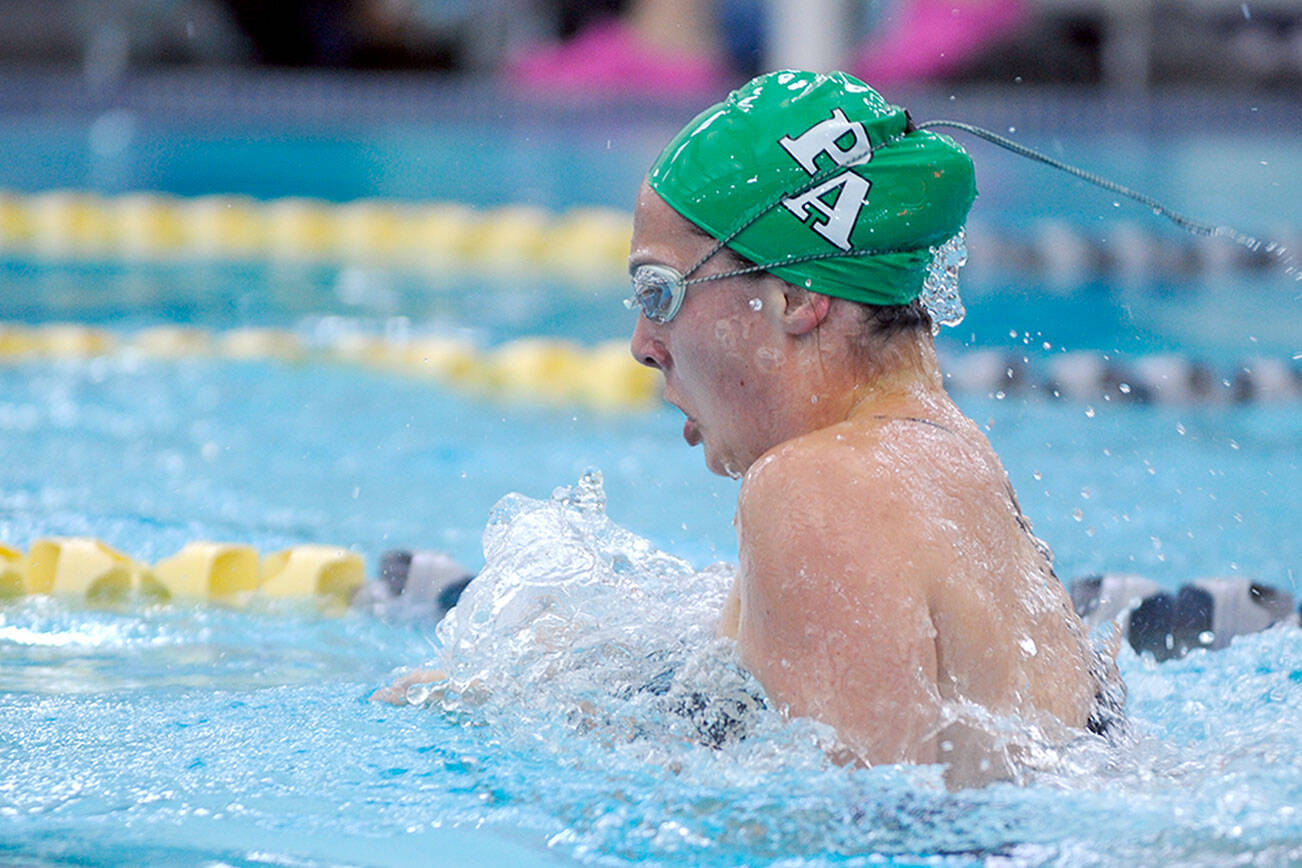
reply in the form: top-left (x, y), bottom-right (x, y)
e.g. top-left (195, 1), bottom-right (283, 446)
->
top-left (426, 471), bottom-right (780, 756)
top-left (920, 230), bottom-right (968, 333)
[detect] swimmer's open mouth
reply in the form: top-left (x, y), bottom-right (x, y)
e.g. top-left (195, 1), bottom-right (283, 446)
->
top-left (683, 417), bottom-right (701, 447)
top-left (670, 401), bottom-right (701, 447)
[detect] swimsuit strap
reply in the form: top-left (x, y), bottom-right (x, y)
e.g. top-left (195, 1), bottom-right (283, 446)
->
top-left (869, 414), bottom-right (956, 434)
top-left (870, 414), bottom-right (1056, 568)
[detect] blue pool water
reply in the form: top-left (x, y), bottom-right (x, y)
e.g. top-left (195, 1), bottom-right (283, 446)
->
top-left (1, 78), bottom-right (1301, 866)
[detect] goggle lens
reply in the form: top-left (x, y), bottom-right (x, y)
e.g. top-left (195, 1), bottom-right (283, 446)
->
top-left (625, 264), bottom-right (686, 323)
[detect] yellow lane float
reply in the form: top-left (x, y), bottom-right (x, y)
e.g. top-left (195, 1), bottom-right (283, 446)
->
top-left (3, 539), bottom-right (369, 611)
top-left (129, 326), bottom-right (215, 358)
top-left (182, 194), bottom-right (268, 258)
top-left (1, 542), bottom-right (25, 597)
top-left (24, 537), bottom-right (163, 602)
top-left (259, 545), bottom-right (365, 607)
top-left (0, 320), bottom-right (661, 411)
top-left (153, 542), bottom-right (260, 599)
top-left (0, 189), bottom-right (632, 277)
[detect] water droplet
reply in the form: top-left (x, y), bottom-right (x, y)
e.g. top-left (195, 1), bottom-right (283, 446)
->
top-left (1084, 406), bottom-right (1095, 418)
top-left (405, 683), bottom-right (432, 705)
top-left (919, 230), bottom-right (968, 332)
top-left (1032, 470), bottom-right (1042, 481)
top-left (748, 297), bottom-right (763, 311)
top-left (1072, 508), bottom-right (1084, 521)
top-left (1118, 382), bottom-right (1131, 394)
top-left (1019, 636), bottom-right (1037, 656)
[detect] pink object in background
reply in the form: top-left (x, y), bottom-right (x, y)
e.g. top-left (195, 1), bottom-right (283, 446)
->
top-left (852, 0), bottom-right (1029, 87)
top-left (506, 20), bottom-right (726, 96)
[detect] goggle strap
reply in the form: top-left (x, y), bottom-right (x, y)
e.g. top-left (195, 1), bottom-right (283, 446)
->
top-left (685, 243), bottom-right (930, 288)
top-left (916, 119), bottom-right (1223, 238)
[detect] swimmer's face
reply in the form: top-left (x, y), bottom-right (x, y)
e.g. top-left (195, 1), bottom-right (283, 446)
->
top-left (629, 183), bottom-right (793, 477)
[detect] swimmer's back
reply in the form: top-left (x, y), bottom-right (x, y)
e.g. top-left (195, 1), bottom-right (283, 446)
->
top-left (733, 398), bottom-right (1098, 767)
top-left (873, 409), bottom-right (1099, 732)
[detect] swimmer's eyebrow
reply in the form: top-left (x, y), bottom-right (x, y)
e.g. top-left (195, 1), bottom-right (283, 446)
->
top-left (627, 253), bottom-right (660, 275)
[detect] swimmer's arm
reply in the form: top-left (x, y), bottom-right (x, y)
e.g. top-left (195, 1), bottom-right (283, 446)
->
top-left (370, 668), bottom-right (447, 705)
top-left (734, 452), bottom-right (941, 766)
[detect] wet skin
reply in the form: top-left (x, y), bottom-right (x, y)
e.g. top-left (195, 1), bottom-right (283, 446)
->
top-left (629, 182), bottom-right (1105, 781)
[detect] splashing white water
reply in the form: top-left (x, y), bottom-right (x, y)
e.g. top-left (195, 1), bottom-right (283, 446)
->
top-left (424, 471), bottom-right (807, 758)
top-left (921, 230), bottom-right (968, 333)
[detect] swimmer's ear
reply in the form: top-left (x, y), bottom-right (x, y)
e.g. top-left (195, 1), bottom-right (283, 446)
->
top-left (780, 285), bottom-right (832, 336)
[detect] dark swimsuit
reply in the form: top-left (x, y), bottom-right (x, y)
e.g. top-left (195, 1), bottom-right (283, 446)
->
top-left (1085, 651), bottom-right (1127, 737)
top-left (631, 658), bottom-right (766, 749)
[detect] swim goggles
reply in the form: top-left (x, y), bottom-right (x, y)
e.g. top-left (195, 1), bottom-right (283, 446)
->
top-left (624, 259), bottom-right (778, 324)
top-left (624, 264), bottom-right (697, 323)
top-left (623, 246), bottom-right (900, 324)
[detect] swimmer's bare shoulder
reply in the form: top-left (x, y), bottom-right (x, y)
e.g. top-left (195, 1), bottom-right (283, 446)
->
top-left (731, 425), bottom-right (950, 765)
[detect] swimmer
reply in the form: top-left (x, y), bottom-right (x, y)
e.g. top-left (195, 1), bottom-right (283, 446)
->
top-left (623, 69), bottom-right (1112, 783)
top-left (376, 71), bottom-right (1296, 782)
top-left (376, 71), bottom-right (1112, 783)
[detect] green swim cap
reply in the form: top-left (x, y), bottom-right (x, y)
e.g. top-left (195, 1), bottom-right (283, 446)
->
top-left (647, 70), bottom-right (976, 306)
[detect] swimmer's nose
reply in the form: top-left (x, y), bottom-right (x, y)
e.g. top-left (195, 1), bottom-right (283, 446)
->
top-left (630, 316), bottom-right (668, 371)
